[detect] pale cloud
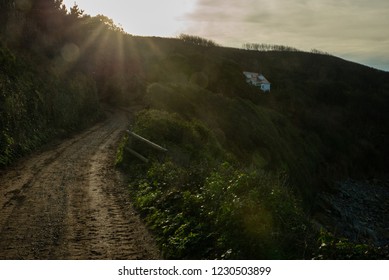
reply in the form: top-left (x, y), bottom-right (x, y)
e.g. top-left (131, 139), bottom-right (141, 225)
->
top-left (61, 0), bottom-right (389, 71)
top-left (184, 0), bottom-right (389, 71)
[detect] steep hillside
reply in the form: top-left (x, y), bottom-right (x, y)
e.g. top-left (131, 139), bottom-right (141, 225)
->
top-left (106, 36), bottom-right (387, 259)
top-left (0, 1), bottom-right (102, 167)
top-left (0, 41), bottom-right (101, 167)
top-left (115, 37), bottom-right (389, 259)
top-left (118, 36), bottom-right (389, 195)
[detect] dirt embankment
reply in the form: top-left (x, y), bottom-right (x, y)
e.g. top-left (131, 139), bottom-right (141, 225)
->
top-left (0, 109), bottom-right (159, 259)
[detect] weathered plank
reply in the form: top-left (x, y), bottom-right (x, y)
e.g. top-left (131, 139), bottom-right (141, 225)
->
top-left (125, 147), bottom-right (149, 163)
top-left (126, 131), bottom-right (168, 152)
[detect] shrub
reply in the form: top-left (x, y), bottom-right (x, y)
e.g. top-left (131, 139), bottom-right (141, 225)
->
top-left (313, 230), bottom-right (389, 260)
top-left (0, 44), bottom-right (101, 168)
top-left (120, 110), bottom-right (312, 259)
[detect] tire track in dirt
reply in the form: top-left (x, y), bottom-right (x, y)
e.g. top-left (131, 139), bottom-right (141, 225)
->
top-left (0, 109), bottom-right (159, 259)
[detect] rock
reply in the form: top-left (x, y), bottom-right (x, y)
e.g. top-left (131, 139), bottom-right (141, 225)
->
top-left (313, 179), bottom-right (389, 246)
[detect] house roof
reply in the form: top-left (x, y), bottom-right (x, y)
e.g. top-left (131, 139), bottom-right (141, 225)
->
top-left (243, 71), bottom-right (270, 84)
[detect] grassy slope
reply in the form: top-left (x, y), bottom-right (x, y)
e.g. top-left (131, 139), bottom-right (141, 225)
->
top-left (116, 36), bottom-right (389, 259)
top-left (125, 36), bottom-right (389, 191)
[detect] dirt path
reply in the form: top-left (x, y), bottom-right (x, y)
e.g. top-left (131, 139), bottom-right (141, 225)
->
top-left (0, 109), bottom-right (160, 259)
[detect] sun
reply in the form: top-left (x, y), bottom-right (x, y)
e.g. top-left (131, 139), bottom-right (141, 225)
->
top-left (62, 0), bottom-right (196, 37)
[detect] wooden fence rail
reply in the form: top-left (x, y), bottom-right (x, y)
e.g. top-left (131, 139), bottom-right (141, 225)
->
top-left (125, 130), bottom-right (168, 163)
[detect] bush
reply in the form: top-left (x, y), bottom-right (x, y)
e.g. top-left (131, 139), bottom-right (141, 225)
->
top-left (119, 110), bottom-right (312, 259)
top-left (200, 163), bottom-right (310, 259)
top-left (0, 44), bottom-right (101, 168)
top-left (125, 109), bottom-right (224, 166)
top-left (125, 159), bottom-right (311, 259)
top-left (313, 230), bottom-right (389, 260)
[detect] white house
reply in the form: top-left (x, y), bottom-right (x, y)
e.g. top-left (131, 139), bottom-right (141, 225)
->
top-left (243, 71), bottom-right (271, 92)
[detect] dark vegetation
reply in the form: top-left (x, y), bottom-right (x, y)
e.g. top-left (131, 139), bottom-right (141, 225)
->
top-left (0, 0), bottom-right (103, 166)
top-left (2, 0), bottom-right (389, 259)
top-left (242, 42), bottom-right (301, 52)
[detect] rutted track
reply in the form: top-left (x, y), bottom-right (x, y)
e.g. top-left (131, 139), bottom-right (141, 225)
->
top-left (0, 109), bottom-right (159, 259)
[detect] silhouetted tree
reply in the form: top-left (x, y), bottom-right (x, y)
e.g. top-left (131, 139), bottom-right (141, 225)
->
top-left (93, 14), bottom-right (125, 33)
top-left (242, 42), bottom-right (300, 52)
top-left (179, 34), bottom-right (218, 47)
top-left (69, 3), bottom-right (84, 18)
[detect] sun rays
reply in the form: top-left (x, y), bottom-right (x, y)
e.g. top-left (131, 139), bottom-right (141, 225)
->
top-left (62, 0), bottom-right (197, 37)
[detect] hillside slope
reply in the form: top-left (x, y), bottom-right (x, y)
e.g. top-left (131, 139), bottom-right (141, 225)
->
top-left (121, 36), bottom-right (389, 194)
top-left (115, 36), bottom-right (389, 258)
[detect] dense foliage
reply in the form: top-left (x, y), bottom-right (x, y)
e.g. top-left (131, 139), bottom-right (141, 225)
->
top-left (313, 230), bottom-right (388, 260)
top-left (0, 1), bottom-right (105, 166)
top-left (117, 110), bottom-right (313, 259)
top-left (0, 0), bottom-right (130, 166)
top-left (0, 42), bottom-right (100, 166)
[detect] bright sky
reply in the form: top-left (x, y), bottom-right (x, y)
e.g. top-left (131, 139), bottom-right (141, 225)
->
top-left (62, 0), bottom-right (389, 72)
top-left (62, 0), bottom-right (196, 37)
